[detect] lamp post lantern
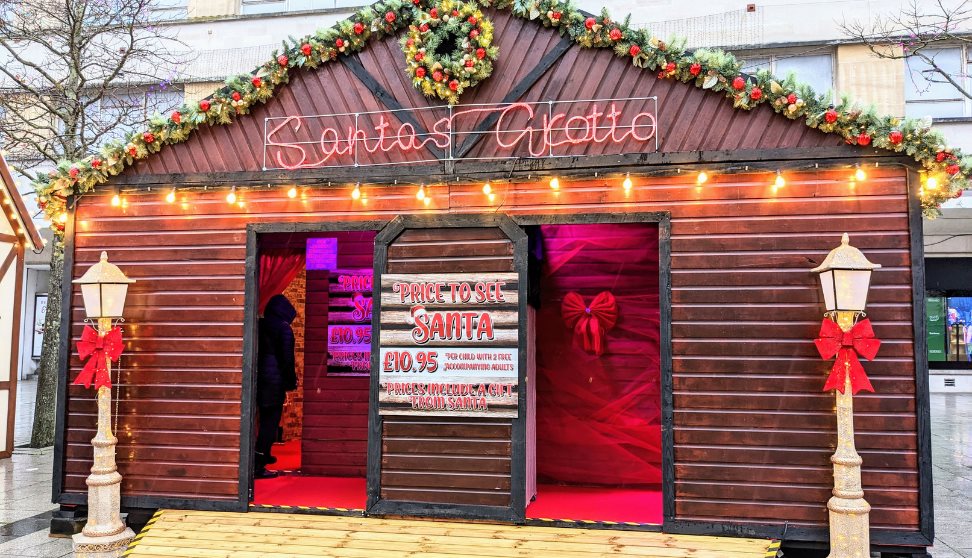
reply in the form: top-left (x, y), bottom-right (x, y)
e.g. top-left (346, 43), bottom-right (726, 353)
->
top-left (811, 233), bottom-right (880, 558)
top-left (71, 251), bottom-right (136, 558)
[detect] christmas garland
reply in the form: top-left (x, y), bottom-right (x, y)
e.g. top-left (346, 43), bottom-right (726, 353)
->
top-left (402, 0), bottom-right (498, 104)
top-left (34, 0), bottom-right (971, 238)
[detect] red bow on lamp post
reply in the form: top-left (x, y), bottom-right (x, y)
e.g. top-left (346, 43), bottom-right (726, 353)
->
top-left (561, 291), bottom-right (618, 356)
top-left (813, 317), bottom-right (880, 395)
top-left (75, 325), bottom-right (124, 390)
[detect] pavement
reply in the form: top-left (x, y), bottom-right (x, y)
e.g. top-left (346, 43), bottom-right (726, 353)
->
top-left (1, 381), bottom-right (971, 557)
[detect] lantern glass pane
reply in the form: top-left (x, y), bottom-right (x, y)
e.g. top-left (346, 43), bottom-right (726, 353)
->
top-left (80, 284), bottom-right (103, 319)
top-left (101, 284), bottom-right (130, 318)
top-left (818, 270), bottom-right (836, 312)
top-left (834, 269), bottom-right (872, 312)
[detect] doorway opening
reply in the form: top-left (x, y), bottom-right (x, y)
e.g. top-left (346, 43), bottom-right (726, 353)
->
top-left (250, 229), bottom-right (376, 510)
top-left (525, 222), bottom-right (663, 524)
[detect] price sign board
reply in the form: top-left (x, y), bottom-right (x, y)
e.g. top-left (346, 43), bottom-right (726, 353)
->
top-left (377, 272), bottom-right (519, 417)
top-left (327, 269), bottom-right (373, 376)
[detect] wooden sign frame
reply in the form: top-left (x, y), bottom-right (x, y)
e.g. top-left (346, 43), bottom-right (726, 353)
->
top-left (367, 214), bottom-right (529, 522)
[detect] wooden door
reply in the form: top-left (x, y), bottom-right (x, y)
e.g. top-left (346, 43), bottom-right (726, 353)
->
top-left (367, 214), bottom-right (531, 522)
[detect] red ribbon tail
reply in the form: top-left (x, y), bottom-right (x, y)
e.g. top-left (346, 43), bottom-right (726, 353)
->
top-left (73, 359), bottom-right (97, 389)
top-left (589, 318), bottom-right (602, 356)
top-left (823, 349), bottom-right (873, 394)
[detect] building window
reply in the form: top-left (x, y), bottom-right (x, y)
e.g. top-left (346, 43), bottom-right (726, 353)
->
top-left (905, 47), bottom-right (967, 119)
top-left (84, 87), bottom-right (184, 143)
top-left (739, 53), bottom-right (835, 98)
top-left (240, 0), bottom-right (368, 14)
top-left (151, 0), bottom-right (189, 20)
top-left (928, 294), bottom-right (972, 366)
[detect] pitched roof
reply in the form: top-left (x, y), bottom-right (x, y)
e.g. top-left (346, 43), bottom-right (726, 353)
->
top-left (30, 0), bottom-right (968, 230)
top-left (0, 155), bottom-right (43, 251)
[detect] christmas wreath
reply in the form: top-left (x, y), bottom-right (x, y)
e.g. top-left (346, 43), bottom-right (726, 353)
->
top-left (401, 0), bottom-right (498, 104)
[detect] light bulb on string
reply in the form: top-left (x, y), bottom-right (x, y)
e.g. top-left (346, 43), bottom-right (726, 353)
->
top-left (287, 186), bottom-right (298, 199)
top-left (926, 176), bottom-right (939, 190)
top-left (226, 186), bottom-right (237, 204)
top-left (165, 188), bottom-right (176, 204)
top-left (482, 182), bottom-right (492, 195)
top-left (488, 193), bottom-right (496, 203)
top-left (622, 173), bottom-right (632, 193)
top-left (110, 192), bottom-right (121, 207)
top-left (57, 212), bottom-right (68, 224)
top-left (351, 183), bottom-right (361, 200)
top-left (416, 184), bottom-right (426, 201)
top-left (773, 171), bottom-right (785, 191)
top-left (854, 164), bottom-right (866, 181)
top-left (697, 171), bottom-right (709, 185)
top-left (549, 177), bottom-right (560, 190)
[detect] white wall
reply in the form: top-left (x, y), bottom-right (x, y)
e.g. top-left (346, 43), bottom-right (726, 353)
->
top-left (17, 267), bottom-right (48, 381)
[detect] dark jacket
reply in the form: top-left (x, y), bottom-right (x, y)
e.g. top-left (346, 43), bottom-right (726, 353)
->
top-left (257, 294), bottom-right (298, 407)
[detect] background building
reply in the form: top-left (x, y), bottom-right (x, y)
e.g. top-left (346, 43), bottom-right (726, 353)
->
top-left (3, 0), bottom-right (971, 388)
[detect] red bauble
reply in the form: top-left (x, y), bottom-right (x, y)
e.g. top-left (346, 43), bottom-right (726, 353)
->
top-left (69, 166), bottom-right (79, 178)
top-left (551, 11), bottom-right (561, 20)
top-left (143, 132), bottom-right (155, 143)
top-left (199, 99), bottom-right (211, 112)
top-left (231, 91), bottom-right (241, 101)
top-left (416, 67), bottom-right (426, 78)
top-left (433, 70), bottom-right (443, 82)
top-left (419, 23), bottom-right (429, 32)
top-left (888, 130), bottom-right (903, 144)
top-left (277, 54), bottom-right (289, 66)
top-left (171, 111), bottom-right (181, 124)
top-left (353, 22), bottom-right (365, 34)
top-left (609, 28), bottom-right (622, 41)
top-left (449, 80), bottom-right (459, 91)
top-left (657, 70), bottom-right (666, 79)
top-left (301, 43), bottom-right (312, 56)
top-left (689, 63), bottom-right (701, 76)
top-left (469, 29), bottom-right (479, 39)
top-left (336, 38), bottom-right (345, 47)
top-left (750, 87), bottom-right (763, 100)
top-left (128, 146), bottom-right (137, 156)
top-left (430, 8), bottom-right (438, 18)
top-left (824, 109), bottom-right (838, 123)
top-left (947, 163), bottom-right (961, 175)
top-left (412, 0), bottom-right (419, 5)
top-left (732, 76), bottom-right (746, 90)
top-left (468, 16), bottom-right (477, 24)
top-left (936, 151), bottom-right (948, 162)
top-left (786, 93), bottom-right (797, 104)
top-left (386, 11), bottom-right (396, 23)
top-left (629, 44), bottom-right (641, 57)
top-left (415, 52), bottom-right (424, 61)
top-left (857, 133), bottom-right (871, 146)
top-left (465, 59), bottom-right (474, 67)
top-left (251, 76), bottom-right (262, 88)
top-left (91, 159), bottom-right (102, 169)
top-left (452, 9), bottom-right (459, 16)
top-left (476, 47), bottom-right (486, 59)
top-left (585, 17), bottom-right (596, 29)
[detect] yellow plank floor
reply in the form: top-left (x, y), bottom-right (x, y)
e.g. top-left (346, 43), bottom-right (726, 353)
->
top-left (122, 510), bottom-right (778, 558)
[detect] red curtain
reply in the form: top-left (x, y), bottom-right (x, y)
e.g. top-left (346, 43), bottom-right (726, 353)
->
top-left (535, 223), bottom-right (662, 486)
top-left (259, 249), bottom-right (305, 313)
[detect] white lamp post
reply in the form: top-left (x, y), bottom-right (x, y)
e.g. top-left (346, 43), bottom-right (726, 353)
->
top-left (811, 233), bottom-right (880, 558)
top-left (71, 251), bottom-right (136, 558)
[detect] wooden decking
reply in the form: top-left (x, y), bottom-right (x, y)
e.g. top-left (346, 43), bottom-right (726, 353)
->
top-left (122, 510), bottom-right (778, 558)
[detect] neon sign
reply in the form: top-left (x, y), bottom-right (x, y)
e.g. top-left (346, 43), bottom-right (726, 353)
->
top-left (263, 97), bottom-right (658, 169)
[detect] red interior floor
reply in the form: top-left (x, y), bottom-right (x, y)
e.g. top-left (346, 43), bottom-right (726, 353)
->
top-left (526, 484), bottom-right (663, 524)
top-left (253, 475), bottom-right (367, 509)
top-left (266, 439), bottom-right (301, 472)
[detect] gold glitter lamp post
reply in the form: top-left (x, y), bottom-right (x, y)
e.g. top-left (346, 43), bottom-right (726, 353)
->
top-left (811, 233), bottom-right (882, 558)
top-left (71, 252), bottom-right (136, 557)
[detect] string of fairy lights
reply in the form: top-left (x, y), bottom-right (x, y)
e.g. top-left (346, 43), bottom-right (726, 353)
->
top-left (58, 162), bottom-right (945, 219)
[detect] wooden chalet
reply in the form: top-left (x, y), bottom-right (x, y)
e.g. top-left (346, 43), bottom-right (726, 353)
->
top-left (52, 3), bottom-right (933, 556)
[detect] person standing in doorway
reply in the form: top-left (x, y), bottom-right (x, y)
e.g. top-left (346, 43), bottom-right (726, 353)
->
top-left (255, 294), bottom-right (299, 479)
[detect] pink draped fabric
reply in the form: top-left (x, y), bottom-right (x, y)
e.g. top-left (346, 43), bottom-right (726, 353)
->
top-left (259, 249), bottom-right (305, 313)
top-left (535, 223), bottom-right (662, 486)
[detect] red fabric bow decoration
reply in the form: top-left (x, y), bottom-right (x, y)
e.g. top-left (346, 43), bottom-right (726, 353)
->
top-left (814, 318), bottom-right (880, 395)
top-left (561, 291), bottom-right (618, 356)
top-left (75, 325), bottom-right (124, 390)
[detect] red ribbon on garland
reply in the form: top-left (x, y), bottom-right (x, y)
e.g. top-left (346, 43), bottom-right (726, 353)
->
top-left (75, 325), bottom-right (124, 390)
top-left (561, 291), bottom-right (618, 356)
top-left (813, 318), bottom-right (880, 395)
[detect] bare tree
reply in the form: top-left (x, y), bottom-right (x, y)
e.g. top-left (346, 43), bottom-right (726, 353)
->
top-left (842, 0), bottom-right (972, 100)
top-left (0, 0), bottom-right (187, 447)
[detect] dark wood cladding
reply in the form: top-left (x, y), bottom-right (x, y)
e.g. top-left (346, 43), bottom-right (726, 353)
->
top-left (66, 166), bottom-right (921, 535)
top-left (377, 227), bottom-right (515, 507)
top-left (120, 8), bottom-right (840, 178)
